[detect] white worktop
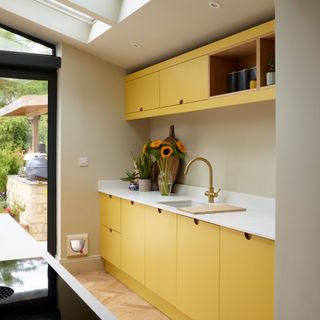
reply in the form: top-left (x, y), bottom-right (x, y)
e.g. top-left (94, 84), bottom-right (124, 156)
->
top-left (0, 214), bottom-right (116, 320)
top-left (98, 180), bottom-right (275, 240)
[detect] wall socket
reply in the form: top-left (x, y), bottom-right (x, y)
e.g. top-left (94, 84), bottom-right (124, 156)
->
top-left (66, 233), bottom-right (88, 257)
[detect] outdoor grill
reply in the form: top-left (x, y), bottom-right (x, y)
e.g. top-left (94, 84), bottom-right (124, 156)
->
top-left (26, 155), bottom-right (47, 181)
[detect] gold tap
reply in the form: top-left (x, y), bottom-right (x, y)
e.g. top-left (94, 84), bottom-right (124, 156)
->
top-left (184, 157), bottom-right (221, 203)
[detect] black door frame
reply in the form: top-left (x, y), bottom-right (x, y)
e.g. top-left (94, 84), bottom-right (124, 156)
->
top-left (0, 25), bottom-right (60, 256)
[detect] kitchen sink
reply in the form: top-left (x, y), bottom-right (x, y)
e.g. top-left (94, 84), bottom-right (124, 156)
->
top-left (157, 200), bottom-right (208, 208)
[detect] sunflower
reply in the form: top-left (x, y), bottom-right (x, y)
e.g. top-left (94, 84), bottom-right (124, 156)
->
top-left (176, 140), bottom-right (186, 153)
top-left (150, 140), bottom-right (163, 148)
top-left (160, 145), bottom-right (173, 158)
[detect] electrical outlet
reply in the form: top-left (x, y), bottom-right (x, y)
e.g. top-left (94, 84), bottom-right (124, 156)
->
top-left (79, 157), bottom-right (89, 167)
top-left (67, 233), bottom-right (88, 257)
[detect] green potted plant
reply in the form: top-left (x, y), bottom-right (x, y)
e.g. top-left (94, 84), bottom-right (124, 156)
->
top-left (266, 56), bottom-right (275, 86)
top-left (134, 152), bottom-right (153, 192)
top-left (120, 170), bottom-right (139, 191)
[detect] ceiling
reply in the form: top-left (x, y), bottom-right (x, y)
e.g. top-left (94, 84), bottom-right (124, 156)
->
top-left (0, 0), bottom-right (274, 72)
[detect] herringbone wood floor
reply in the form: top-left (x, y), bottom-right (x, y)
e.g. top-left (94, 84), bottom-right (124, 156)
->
top-left (75, 271), bottom-right (170, 320)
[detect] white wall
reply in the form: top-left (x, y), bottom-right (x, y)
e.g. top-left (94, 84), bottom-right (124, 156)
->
top-left (57, 44), bottom-right (149, 265)
top-left (150, 101), bottom-right (275, 197)
top-left (275, 1), bottom-right (320, 319)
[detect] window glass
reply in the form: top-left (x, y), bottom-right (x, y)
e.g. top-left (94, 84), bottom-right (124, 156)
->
top-left (0, 27), bottom-right (53, 55)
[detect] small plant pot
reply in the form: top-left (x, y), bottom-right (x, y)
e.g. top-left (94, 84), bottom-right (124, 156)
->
top-left (128, 182), bottom-right (139, 191)
top-left (138, 179), bottom-right (151, 192)
top-left (266, 72), bottom-right (275, 86)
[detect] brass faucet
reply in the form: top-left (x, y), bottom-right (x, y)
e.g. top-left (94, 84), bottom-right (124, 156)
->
top-left (184, 157), bottom-right (221, 203)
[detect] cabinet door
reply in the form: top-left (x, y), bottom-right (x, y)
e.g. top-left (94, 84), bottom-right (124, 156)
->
top-left (177, 216), bottom-right (219, 320)
top-left (121, 199), bottom-right (145, 284)
top-left (160, 55), bottom-right (209, 107)
top-left (145, 207), bottom-right (177, 305)
top-left (100, 225), bottom-right (120, 268)
top-left (125, 72), bottom-right (159, 113)
top-left (100, 194), bottom-right (121, 232)
top-left (220, 227), bottom-right (274, 320)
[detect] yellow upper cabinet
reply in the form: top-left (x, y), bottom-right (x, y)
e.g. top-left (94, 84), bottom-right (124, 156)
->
top-left (120, 199), bottom-right (145, 284)
top-left (160, 56), bottom-right (209, 107)
top-left (145, 207), bottom-right (177, 306)
top-left (125, 72), bottom-right (159, 113)
top-left (124, 20), bottom-right (275, 120)
top-left (220, 227), bottom-right (274, 320)
top-left (177, 215), bottom-right (220, 320)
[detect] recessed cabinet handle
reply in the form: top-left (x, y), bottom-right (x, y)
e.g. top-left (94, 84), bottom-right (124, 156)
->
top-left (108, 195), bottom-right (112, 199)
top-left (109, 228), bottom-right (112, 233)
top-left (194, 219), bottom-right (199, 225)
top-left (131, 201), bottom-right (134, 205)
top-left (158, 208), bottom-right (162, 214)
top-left (179, 99), bottom-right (183, 105)
top-left (140, 107), bottom-right (143, 112)
top-left (244, 232), bottom-right (252, 240)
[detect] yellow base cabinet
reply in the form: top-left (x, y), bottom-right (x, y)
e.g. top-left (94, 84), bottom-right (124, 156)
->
top-left (145, 207), bottom-right (177, 305)
top-left (100, 193), bottom-right (121, 232)
top-left (121, 199), bottom-right (145, 284)
top-left (177, 215), bottom-right (220, 320)
top-left (220, 227), bottom-right (274, 320)
top-left (100, 225), bottom-right (121, 268)
top-left (99, 193), bottom-right (121, 268)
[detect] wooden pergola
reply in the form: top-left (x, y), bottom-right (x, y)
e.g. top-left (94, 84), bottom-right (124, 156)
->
top-left (0, 95), bottom-right (48, 152)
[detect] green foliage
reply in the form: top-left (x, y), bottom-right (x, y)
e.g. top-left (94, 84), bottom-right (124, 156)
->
top-left (121, 170), bottom-right (139, 183)
top-left (0, 78), bottom-right (48, 108)
top-left (0, 150), bottom-right (23, 193)
top-left (134, 152), bottom-right (153, 179)
top-left (0, 117), bottom-right (30, 152)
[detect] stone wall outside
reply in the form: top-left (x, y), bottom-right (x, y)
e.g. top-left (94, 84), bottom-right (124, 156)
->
top-left (7, 175), bottom-right (47, 241)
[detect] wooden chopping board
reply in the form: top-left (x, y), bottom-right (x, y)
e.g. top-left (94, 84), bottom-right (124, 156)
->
top-left (178, 204), bottom-right (246, 214)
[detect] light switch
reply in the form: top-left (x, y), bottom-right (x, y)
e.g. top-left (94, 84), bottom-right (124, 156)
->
top-left (79, 157), bottom-right (88, 167)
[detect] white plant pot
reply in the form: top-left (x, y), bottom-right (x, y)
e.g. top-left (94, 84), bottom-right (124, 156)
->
top-left (266, 71), bottom-right (275, 86)
top-left (138, 179), bottom-right (151, 192)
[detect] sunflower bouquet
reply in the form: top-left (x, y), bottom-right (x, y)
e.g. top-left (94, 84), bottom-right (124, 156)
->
top-left (143, 139), bottom-right (186, 195)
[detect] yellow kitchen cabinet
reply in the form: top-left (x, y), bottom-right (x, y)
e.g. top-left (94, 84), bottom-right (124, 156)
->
top-left (100, 225), bottom-right (121, 268)
top-left (160, 55), bottom-right (209, 107)
top-left (145, 206), bottom-right (177, 305)
top-left (125, 72), bottom-right (159, 113)
top-left (220, 227), bottom-right (274, 320)
top-left (100, 193), bottom-right (120, 232)
top-left (177, 215), bottom-right (219, 320)
top-left (121, 199), bottom-right (145, 284)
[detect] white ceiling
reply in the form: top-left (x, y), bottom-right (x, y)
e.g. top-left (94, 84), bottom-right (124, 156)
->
top-left (0, 0), bottom-right (274, 72)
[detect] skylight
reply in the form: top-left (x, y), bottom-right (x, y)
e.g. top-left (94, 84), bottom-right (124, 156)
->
top-left (35, 0), bottom-right (96, 24)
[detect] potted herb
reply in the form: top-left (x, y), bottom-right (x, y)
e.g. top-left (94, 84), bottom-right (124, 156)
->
top-left (121, 170), bottom-right (139, 191)
top-left (266, 56), bottom-right (275, 86)
top-left (134, 152), bottom-right (153, 192)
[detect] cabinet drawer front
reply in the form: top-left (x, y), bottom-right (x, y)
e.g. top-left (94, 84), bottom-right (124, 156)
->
top-left (100, 194), bottom-right (121, 232)
top-left (220, 227), bottom-right (274, 320)
top-left (125, 72), bottom-right (159, 113)
top-left (100, 225), bottom-right (121, 268)
top-left (145, 207), bottom-right (177, 305)
top-left (121, 199), bottom-right (145, 284)
top-left (177, 215), bottom-right (219, 320)
top-left (160, 55), bottom-right (209, 107)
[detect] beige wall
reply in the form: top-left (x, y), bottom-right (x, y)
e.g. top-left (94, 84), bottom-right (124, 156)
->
top-left (275, 1), bottom-right (320, 319)
top-left (150, 101), bottom-right (275, 197)
top-left (57, 44), bottom-right (149, 262)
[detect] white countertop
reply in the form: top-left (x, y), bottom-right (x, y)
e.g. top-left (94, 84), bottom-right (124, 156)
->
top-left (98, 180), bottom-right (275, 240)
top-left (0, 214), bottom-right (116, 320)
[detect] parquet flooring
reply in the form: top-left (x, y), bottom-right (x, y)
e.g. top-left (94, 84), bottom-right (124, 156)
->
top-left (75, 271), bottom-right (170, 320)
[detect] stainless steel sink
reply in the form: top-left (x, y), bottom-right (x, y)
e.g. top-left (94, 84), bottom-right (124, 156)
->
top-left (157, 200), bottom-right (207, 208)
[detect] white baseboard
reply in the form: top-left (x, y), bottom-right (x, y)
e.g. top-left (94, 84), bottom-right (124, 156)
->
top-left (59, 255), bottom-right (104, 275)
